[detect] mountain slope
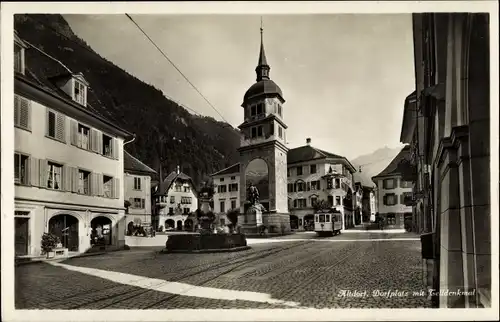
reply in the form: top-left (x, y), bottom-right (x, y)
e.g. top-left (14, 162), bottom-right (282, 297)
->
top-left (351, 146), bottom-right (404, 187)
top-left (14, 14), bottom-right (240, 187)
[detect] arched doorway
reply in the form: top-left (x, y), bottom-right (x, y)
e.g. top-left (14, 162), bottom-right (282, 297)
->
top-left (290, 215), bottom-right (299, 230)
top-left (176, 220), bottom-right (183, 231)
top-left (165, 219), bottom-right (175, 230)
top-left (91, 216), bottom-right (113, 246)
top-left (303, 214), bottom-right (314, 231)
top-left (184, 219), bottom-right (193, 231)
top-left (48, 214), bottom-right (79, 252)
top-left (127, 221), bottom-right (135, 236)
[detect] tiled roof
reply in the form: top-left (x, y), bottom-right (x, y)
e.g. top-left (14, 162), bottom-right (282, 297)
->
top-left (124, 150), bottom-right (156, 175)
top-left (211, 163), bottom-right (240, 177)
top-left (287, 145), bottom-right (356, 172)
top-left (154, 171), bottom-right (195, 196)
top-left (372, 145), bottom-right (411, 179)
top-left (15, 30), bottom-right (128, 133)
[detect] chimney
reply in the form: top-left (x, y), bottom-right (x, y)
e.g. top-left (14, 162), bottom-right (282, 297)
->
top-left (306, 138), bottom-right (311, 145)
top-left (176, 165), bottom-right (180, 174)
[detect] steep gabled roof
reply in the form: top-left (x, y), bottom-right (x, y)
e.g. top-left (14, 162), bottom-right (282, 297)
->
top-left (211, 163), bottom-right (240, 177)
top-left (124, 150), bottom-right (156, 175)
top-left (372, 145), bottom-right (411, 180)
top-left (154, 171), bottom-right (196, 196)
top-left (287, 145), bottom-right (356, 173)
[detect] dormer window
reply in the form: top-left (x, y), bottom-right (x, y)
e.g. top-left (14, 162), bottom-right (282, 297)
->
top-left (14, 33), bottom-right (27, 75)
top-left (73, 79), bottom-right (87, 106)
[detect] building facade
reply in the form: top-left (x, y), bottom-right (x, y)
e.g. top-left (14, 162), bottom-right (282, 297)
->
top-left (152, 166), bottom-right (198, 231)
top-left (400, 13), bottom-right (491, 308)
top-left (353, 170), bottom-right (378, 223)
top-left (123, 150), bottom-right (156, 232)
top-left (211, 138), bottom-right (358, 231)
top-left (14, 32), bottom-right (132, 257)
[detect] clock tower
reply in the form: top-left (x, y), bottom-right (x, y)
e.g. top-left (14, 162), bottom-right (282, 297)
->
top-left (237, 24), bottom-right (290, 234)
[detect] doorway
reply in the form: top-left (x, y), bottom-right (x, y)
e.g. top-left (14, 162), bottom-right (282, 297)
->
top-left (15, 217), bottom-right (29, 256)
top-left (48, 214), bottom-right (79, 252)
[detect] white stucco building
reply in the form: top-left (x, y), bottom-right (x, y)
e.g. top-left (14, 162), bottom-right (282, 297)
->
top-left (211, 164), bottom-right (241, 227)
top-left (123, 151), bottom-right (156, 232)
top-left (152, 166), bottom-right (198, 231)
top-left (13, 32), bottom-right (132, 257)
top-left (372, 145), bottom-right (413, 229)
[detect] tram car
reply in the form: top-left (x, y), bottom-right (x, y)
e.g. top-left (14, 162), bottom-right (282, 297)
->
top-left (314, 209), bottom-right (343, 236)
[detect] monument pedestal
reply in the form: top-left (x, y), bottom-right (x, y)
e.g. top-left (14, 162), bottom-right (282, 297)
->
top-left (239, 206), bottom-right (291, 235)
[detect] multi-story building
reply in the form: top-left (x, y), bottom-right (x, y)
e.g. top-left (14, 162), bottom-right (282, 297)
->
top-left (152, 166), bottom-right (198, 231)
top-left (371, 146), bottom-right (413, 229)
top-left (13, 31), bottom-right (132, 257)
top-left (211, 164), bottom-right (241, 227)
top-left (353, 170), bottom-right (377, 223)
top-left (123, 151), bottom-right (156, 232)
top-left (211, 138), bottom-right (358, 231)
top-left (400, 13), bottom-right (491, 308)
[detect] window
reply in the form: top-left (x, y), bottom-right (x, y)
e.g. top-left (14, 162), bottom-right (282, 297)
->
top-left (335, 179), bottom-right (341, 189)
top-left (217, 185), bottom-right (227, 193)
top-left (175, 184), bottom-right (182, 192)
top-left (103, 175), bottom-right (113, 198)
top-left (168, 207), bottom-right (174, 215)
top-left (14, 43), bottom-right (24, 74)
top-left (183, 208), bottom-right (190, 214)
top-left (297, 199), bottom-right (307, 208)
top-left (384, 194), bottom-right (397, 206)
top-left (184, 186), bottom-right (191, 193)
top-left (229, 183), bottom-right (238, 192)
top-left (319, 214), bottom-right (325, 223)
top-left (287, 183), bottom-right (294, 193)
top-left (181, 197), bottom-right (192, 204)
top-left (14, 95), bottom-right (30, 130)
top-left (326, 214), bottom-right (330, 222)
top-left (278, 126), bottom-right (283, 138)
top-left (77, 124), bottom-right (90, 149)
top-left (46, 110), bottom-right (65, 141)
top-left (328, 196), bottom-right (334, 207)
top-left (270, 123), bottom-right (274, 135)
top-left (296, 181), bottom-right (305, 192)
top-left (400, 180), bottom-right (412, 188)
top-left (47, 162), bottom-right (63, 190)
top-left (102, 134), bottom-right (113, 157)
top-left (251, 127), bottom-right (257, 138)
top-left (257, 103), bottom-right (264, 115)
top-left (14, 153), bottom-right (29, 185)
top-left (170, 196), bottom-right (175, 204)
top-left (278, 105), bottom-right (282, 116)
top-left (77, 169), bottom-right (90, 195)
top-left (310, 196), bottom-right (318, 207)
top-left (336, 196), bottom-right (341, 205)
top-left (231, 200), bottom-right (237, 209)
top-left (220, 178), bottom-right (225, 182)
top-left (251, 105), bottom-right (257, 116)
top-left (310, 164), bottom-right (317, 174)
top-left (310, 180), bottom-right (320, 190)
top-left (134, 177), bottom-right (142, 190)
top-left (74, 80), bottom-right (87, 106)
top-left (383, 179), bottom-right (396, 189)
top-left (230, 176), bottom-right (236, 180)
top-left (220, 200), bottom-right (225, 213)
top-left (296, 166), bottom-right (303, 176)
top-left (257, 126), bottom-right (263, 137)
top-left (133, 198), bottom-right (145, 209)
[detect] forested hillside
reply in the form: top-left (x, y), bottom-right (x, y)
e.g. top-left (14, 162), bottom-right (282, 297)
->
top-left (14, 14), bottom-right (240, 187)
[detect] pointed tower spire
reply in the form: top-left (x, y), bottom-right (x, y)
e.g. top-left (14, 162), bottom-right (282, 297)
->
top-left (255, 17), bottom-right (270, 82)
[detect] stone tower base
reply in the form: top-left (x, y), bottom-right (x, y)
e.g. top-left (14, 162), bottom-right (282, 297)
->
top-left (239, 212), bottom-right (291, 235)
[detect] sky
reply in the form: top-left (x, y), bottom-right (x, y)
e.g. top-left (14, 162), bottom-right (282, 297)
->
top-left (63, 14), bottom-right (414, 160)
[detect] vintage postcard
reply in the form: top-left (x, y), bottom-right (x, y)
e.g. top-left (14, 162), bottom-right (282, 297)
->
top-left (1, 1), bottom-right (498, 321)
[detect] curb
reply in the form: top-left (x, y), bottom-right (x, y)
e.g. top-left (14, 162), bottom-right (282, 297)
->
top-left (15, 249), bottom-right (130, 267)
top-left (160, 246), bottom-right (252, 254)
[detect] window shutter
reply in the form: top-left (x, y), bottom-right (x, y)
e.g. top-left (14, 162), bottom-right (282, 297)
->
top-left (91, 173), bottom-right (99, 196)
top-left (90, 129), bottom-right (99, 153)
top-left (98, 173), bottom-right (104, 196)
top-left (63, 166), bottom-right (72, 191)
top-left (307, 182), bottom-right (311, 191)
top-left (96, 131), bottom-right (103, 154)
top-left (113, 178), bottom-right (120, 199)
top-left (383, 195), bottom-right (387, 206)
top-left (39, 159), bottom-right (48, 188)
top-left (14, 95), bottom-right (20, 125)
top-left (56, 113), bottom-right (66, 141)
top-left (71, 167), bottom-right (79, 193)
top-left (30, 157), bottom-right (40, 187)
top-left (19, 97), bottom-right (30, 129)
top-left (112, 138), bottom-right (118, 159)
top-left (394, 178), bottom-right (398, 188)
top-left (317, 180), bottom-right (321, 190)
top-left (382, 180), bottom-right (387, 189)
top-left (70, 120), bottom-right (78, 146)
top-left (400, 194), bottom-right (404, 204)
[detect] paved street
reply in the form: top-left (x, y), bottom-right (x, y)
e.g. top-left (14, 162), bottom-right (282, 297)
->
top-left (15, 232), bottom-right (431, 309)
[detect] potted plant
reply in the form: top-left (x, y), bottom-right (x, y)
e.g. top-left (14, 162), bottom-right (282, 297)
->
top-left (41, 233), bottom-right (60, 259)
